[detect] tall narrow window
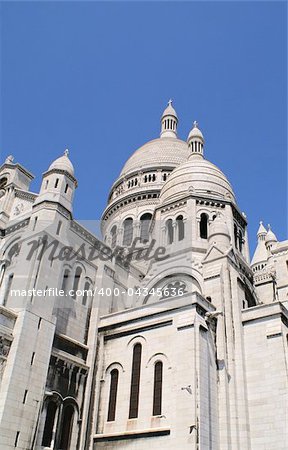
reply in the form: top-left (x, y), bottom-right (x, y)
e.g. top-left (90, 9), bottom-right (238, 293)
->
top-left (234, 224), bottom-right (238, 249)
top-left (239, 230), bottom-right (243, 252)
top-left (72, 267), bottom-right (82, 299)
top-left (54, 178), bottom-right (59, 188)
top-left (129, 343), bottom-right (142, 419)
top-left (123, 218), bottom-right (133, 246)
top-left (56, 221), bottom-right (62, 236)
top-left (107, 369), bottom-right (119, 422)
top-left (65, 183), bottom-right (69, 194)
top-left (33, 217), bottom-right (38, 231)
top-left (176, 215), bottom-right (184, 241)
top-left (62, 269), bottom-right (70, 293)
top-left (153, 361), bottom-right (163, 416)
top-left (166, 219), bottom-right (173, 245)
top-left (140, 213), bottom-right (152, 243)
top-left (82, 280), bottom-right (90, 306)
top-left (111, 225), bottom-right (117, 248)
top-left (59, 405), bottom-right (74, 450)
top-left (42, 401), bottom-right (58, 447)
top-left (200, 213), bottom-right (208, 239)
top-left (3, 273), bottom-right (14, 306)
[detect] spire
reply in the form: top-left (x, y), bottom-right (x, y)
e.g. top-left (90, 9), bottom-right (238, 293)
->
top-left (187, 121), bottom-right (204, 159)
top-left (251, 221), bottom-right (268, 267)
top-left (160, 100), bottom-right (178, 138)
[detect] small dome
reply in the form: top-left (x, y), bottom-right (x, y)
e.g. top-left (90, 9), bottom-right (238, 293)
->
top-left (48, 150), bottom-right (74, 176)
top-left (160, 158), bottom-right (235, 204)
top-left (188, 121), bottom-right (204, 141)
top-left (162, 99), bottom-right (178, 119)
top-left (120, 138), bottom-right (189, 176)
top-left (265, 225), bottom-right (277, 243)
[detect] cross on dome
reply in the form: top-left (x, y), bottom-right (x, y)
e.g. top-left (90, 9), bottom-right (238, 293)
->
top-left (193, 120), bottom-right (198, 128)
top-left (64, 149), bottom-right (69, 156)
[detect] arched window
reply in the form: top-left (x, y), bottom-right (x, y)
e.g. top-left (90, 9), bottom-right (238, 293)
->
top-left (107, 369), bottom-right (119, 422)
top-left (166, 219), bottom-right (173, 244)
top-left (129, 343), bottom-right (142, 419)
top-left (153, 361), bottom-right (163, 416)
top-left (82, 280), bottom-right (91, 306)
top-left (176, 215), bottom-right (184, 241)
top-left (140, 213), bottom-right (152, 243)
top-left (239, 230), bottom-right (243, 252)
top-left (62, 269), bottom-right (70, 293)
top-left (200, 213), bottom-right (208, 239)
top-left (59, 404), bottom-right (74, 450)
top-left (72, 267), bottom-right (82, 299)
top-left (123, 218), bottom-right (133, 246)
top-left (42, 401), bottom-right (58, 447)
top-left (234, 224), bottom-right (238, 249)
top-left (111, 225), bottom-right (117, 248)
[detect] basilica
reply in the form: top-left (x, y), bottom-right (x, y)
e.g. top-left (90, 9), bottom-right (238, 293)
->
top-left (0, 102), bottom-right (287, 450)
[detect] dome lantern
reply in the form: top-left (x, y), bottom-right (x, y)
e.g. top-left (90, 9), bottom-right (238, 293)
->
top-left (160, 100), bottom-right (178, 138)
top-left (187, 121), bottom-right (204, 159)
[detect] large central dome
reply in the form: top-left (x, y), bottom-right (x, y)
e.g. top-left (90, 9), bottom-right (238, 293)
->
top-left (120, 137), bottom-right (189, 176)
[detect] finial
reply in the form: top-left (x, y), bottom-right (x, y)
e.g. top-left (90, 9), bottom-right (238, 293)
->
top-left (268, 224), bottom-right (271, 230)
top-left (64, 149), bottom-right (69, 157)
top-left (168, 99), bottom-right (172, 106)
top-left (260, 220), bottom-right (263, 225)
top-left (5, 155), bottom-right (14, 164)
top-left (193, 120), bottom-right (198, 128)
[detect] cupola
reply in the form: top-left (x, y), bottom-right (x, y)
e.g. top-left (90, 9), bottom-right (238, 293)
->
top-left (187, 121), bottom-right (204, 159)
top-left (160, 100), bottom-right (178, 138)
top-left (35, 149), bottom-right (77, 215)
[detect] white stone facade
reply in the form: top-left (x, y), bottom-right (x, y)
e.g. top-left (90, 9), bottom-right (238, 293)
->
top-left (0, 104), bottom-right (287, 449)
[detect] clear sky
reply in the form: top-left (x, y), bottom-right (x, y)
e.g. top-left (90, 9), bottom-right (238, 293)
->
top-left (0, 1), bottom-right (287, 252)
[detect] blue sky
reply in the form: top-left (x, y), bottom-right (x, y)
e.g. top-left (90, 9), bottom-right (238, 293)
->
top-left (0, 1), bottom-right (287, 252)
